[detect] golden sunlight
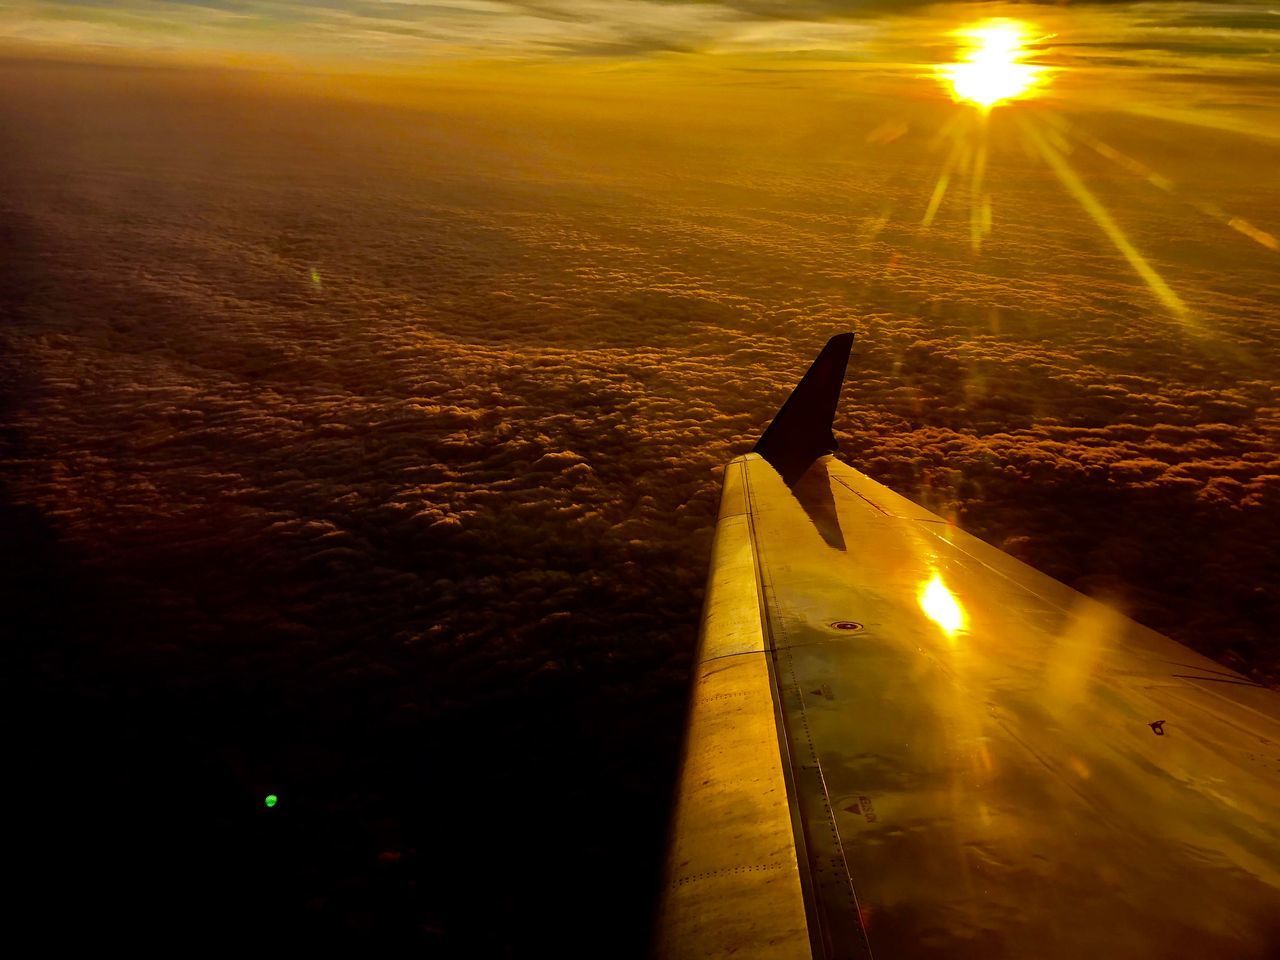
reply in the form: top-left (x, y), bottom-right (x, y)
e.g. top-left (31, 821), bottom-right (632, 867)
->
top-left (942, 20), bottom-right (1043, 111)
top-left (919, 573), bottom-right (967, 636)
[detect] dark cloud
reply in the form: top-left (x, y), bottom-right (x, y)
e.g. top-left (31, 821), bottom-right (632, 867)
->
top-left (3, 58), bottom-right (1279, 953)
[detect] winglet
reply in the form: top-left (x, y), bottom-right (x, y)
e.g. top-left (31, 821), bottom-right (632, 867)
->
top-left (753, 332), bottom-right (854, 487)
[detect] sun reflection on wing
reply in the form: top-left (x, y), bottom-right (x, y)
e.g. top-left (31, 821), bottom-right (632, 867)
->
top-left (919, 573), bottom-right (967, 638)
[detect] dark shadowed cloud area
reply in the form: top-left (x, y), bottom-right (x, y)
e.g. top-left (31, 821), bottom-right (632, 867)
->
top-left (2, 21), bottom-right (1279, 954)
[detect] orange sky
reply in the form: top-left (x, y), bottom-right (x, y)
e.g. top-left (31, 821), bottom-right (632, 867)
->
top-left (4, 1), bottom-right (1278, 148)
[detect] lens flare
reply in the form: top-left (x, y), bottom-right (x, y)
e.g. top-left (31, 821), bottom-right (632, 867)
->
top-left (942, 20), bottom-right (1043, 111)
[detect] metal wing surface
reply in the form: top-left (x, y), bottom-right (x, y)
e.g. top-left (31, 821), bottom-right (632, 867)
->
top-left (657, 335), bottom-right (1280, 960)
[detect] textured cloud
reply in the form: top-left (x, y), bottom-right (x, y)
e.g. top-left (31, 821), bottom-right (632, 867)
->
top-left (3, 0), bottom-right (1279, 66)
top-left (4, 58), bottom-right (1279, 952)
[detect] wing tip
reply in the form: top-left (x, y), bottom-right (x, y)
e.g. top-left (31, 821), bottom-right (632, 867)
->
top-left (752, 331), bottom-right (855, 487)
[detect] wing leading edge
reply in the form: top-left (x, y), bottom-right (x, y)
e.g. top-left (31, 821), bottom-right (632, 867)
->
top-left (657, 336), bottom-right (1280, 959)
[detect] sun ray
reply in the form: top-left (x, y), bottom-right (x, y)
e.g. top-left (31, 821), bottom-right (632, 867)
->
top-left (1069, 126), bottom-right (1280, 256)
top-left (924, 16), bottom-right (1252, 326)
top-left (922, 140), bottom-right (961, 228)
top-left (1227, 217), bottom-right (1279, 252)
top-left (970, 122), bottom-right (990, 252)
top-left (1020, 117), bottom-right (1191, 321)
top-left (928, 110), bottom-right (970, 150)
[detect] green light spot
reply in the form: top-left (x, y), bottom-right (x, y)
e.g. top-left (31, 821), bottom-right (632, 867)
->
top-left (264, 794), bottom-right (279, 809)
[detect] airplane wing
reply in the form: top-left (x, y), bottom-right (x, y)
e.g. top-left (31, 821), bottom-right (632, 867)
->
top-left (655, 333), bottom-right (1280, 960)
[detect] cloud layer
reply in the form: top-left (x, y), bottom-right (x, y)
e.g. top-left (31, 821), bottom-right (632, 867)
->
top-left (3, 58), bottom-right (1279, 952)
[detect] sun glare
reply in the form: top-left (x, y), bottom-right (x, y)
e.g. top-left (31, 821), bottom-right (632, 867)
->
top-left (942, 20), bottom-right (1043, 111)
top-left (919, 573), bottom-right (967, 637)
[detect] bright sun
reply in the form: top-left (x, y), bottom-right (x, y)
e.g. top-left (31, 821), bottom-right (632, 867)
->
top-left (942, 20), bottom-right (1043, 110)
